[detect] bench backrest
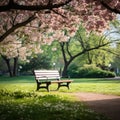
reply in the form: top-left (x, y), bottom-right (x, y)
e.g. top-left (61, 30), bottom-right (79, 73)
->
top-left (34, 70), bottom-right (60, 82)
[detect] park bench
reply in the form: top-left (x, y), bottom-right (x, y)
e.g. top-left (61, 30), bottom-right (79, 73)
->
top-left (34, 70), bottom-right (73, 92)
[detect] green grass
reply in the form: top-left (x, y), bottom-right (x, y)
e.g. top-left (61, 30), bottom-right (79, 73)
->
top-left (71, 78), bottom-right (120, 96)
top-left (0, 76), bottom-right (120, 95)
top-left (0, 75), bottom-right (120, 120)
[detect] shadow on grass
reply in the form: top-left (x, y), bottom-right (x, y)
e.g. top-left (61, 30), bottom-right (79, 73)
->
top-left (0, 90), bottom-right (110, 120)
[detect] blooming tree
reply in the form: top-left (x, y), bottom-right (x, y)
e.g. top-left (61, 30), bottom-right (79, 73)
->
top-left (0, 0), bottom-right (119, 42)
top-left (0, 0), bottom-right (119, 76)
top-left (0, 32), bottom-right (43, 76)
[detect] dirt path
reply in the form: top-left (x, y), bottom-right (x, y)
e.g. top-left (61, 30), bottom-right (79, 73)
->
top-left (73, 92), bottom-right (120, 120)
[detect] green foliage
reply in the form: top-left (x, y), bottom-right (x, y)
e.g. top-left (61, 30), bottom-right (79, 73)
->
top-left (42, 41), bottom-right (64, 69)
top-left (59, 25), bottom-right (114, 77)
top-left (85, 50), bottom-right (113, 68)
top-left (20, 54), bottom-right (52, 74)
top-left (111, 41), bottom-right (120, 75)
top-left (68, 64), bottom-right (115, 78)
top-left (75, 27), bottom-right (113, 68)
top-left (0, 89), bottom-right (36, 98)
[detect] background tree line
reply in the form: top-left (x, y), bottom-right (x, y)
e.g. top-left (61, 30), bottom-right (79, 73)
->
top-left (0, 22), bottom-right (120, 78)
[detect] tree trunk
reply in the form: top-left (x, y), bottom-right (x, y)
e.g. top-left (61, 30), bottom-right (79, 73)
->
top-left (13, 57), bottom-right (18, 76)
top-left (62, 62), bottom-right (70, 78)
top-left (1, 55), bottom-right (13, 77)
top-left (87, 52), bottom-right (92, 64)
top-left (6, 59), bottom-right (13, 77)
top-left (62, 66), bottom-right (68, 78)
top-left (1, 55), bottom-right (19, 77)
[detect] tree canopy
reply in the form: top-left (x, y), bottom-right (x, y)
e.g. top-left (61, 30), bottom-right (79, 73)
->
top-left (0, 0), bottom-right (119, 43)
top-left (0, 0), bottom-right (120, 76)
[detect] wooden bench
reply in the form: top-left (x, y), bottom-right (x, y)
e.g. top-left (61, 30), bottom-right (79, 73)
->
top-left (34, 70), bottom-right (73, 92)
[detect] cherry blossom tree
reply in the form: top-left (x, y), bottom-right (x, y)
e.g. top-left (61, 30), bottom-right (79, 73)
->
top-left (0, 0), bottom-right (119, 76)
top-left (0, 0), bottom-right (119, 43)
top-left (0, 33), bottom-right (43, 76)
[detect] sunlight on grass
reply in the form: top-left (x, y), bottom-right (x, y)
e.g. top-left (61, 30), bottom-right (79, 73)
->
top-left (0, 76), bottom-right (120, 95)
top-left (70, 83), bottom-right (120, 96)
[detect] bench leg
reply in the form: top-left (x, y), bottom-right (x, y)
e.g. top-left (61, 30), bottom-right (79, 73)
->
top-left (67, 82), bottom-right (70, 89)
top-left (46, 83), bottom-right (50, 92)
top-left (36, 82), bottom-right (51, 92)
top-left (36, 83), bottom-right (40, 91)
top-left (57, 82), bottom-right (71, 90)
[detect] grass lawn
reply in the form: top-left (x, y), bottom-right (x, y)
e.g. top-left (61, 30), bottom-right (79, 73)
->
top-left (0, 75), bottom-right (120, 120)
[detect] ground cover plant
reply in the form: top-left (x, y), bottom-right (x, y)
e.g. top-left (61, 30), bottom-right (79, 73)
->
top-left (0, 89), bottom-right (109, 120)
top-left (0, 76), bottom-right (120, 120)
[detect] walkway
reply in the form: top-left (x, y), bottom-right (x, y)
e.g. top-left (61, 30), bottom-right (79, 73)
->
top-left (74, 92), bottom-right (120, 120)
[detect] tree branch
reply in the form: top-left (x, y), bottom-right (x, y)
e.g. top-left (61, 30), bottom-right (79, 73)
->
top-left (101, 1), bottom-right (120, 14)
top-left (60, 42), bottom-right (68, 63)
top-left (102, 48), bottom-right (120, 58)
top-left (77, 34), bottom-right (86, 51)
top-left (0, 15), bottom-right (36, 42)
top-left (0, 0), bottom-right (72, 12)
top-left (66, 40), bottom-right (73, 58)
top-left (52, 9), bottom-right (67, 18)
top-left (70, 39), bottom-right (120, 62)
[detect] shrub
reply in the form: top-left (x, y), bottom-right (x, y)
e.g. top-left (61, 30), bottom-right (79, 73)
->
top-left (67, 64), bottom-right (80, 78)
top-left (20, 54), bottom-right (52, 75)
top-left (68, 64), bottom-right (115, 78)
top-left (0, 89), bottom-right (36, 98)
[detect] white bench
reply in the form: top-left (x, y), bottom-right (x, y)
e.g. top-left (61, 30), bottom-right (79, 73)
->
top-left (34, 70), bottom-right (73, 92)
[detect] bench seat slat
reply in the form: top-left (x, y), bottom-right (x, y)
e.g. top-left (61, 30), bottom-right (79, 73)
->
top-left (51, 80), bottom-right (73, 83)
top-left (35, 75), bottom-right (60, 77)
top-left (36, 77), bottom-right (60, 80)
